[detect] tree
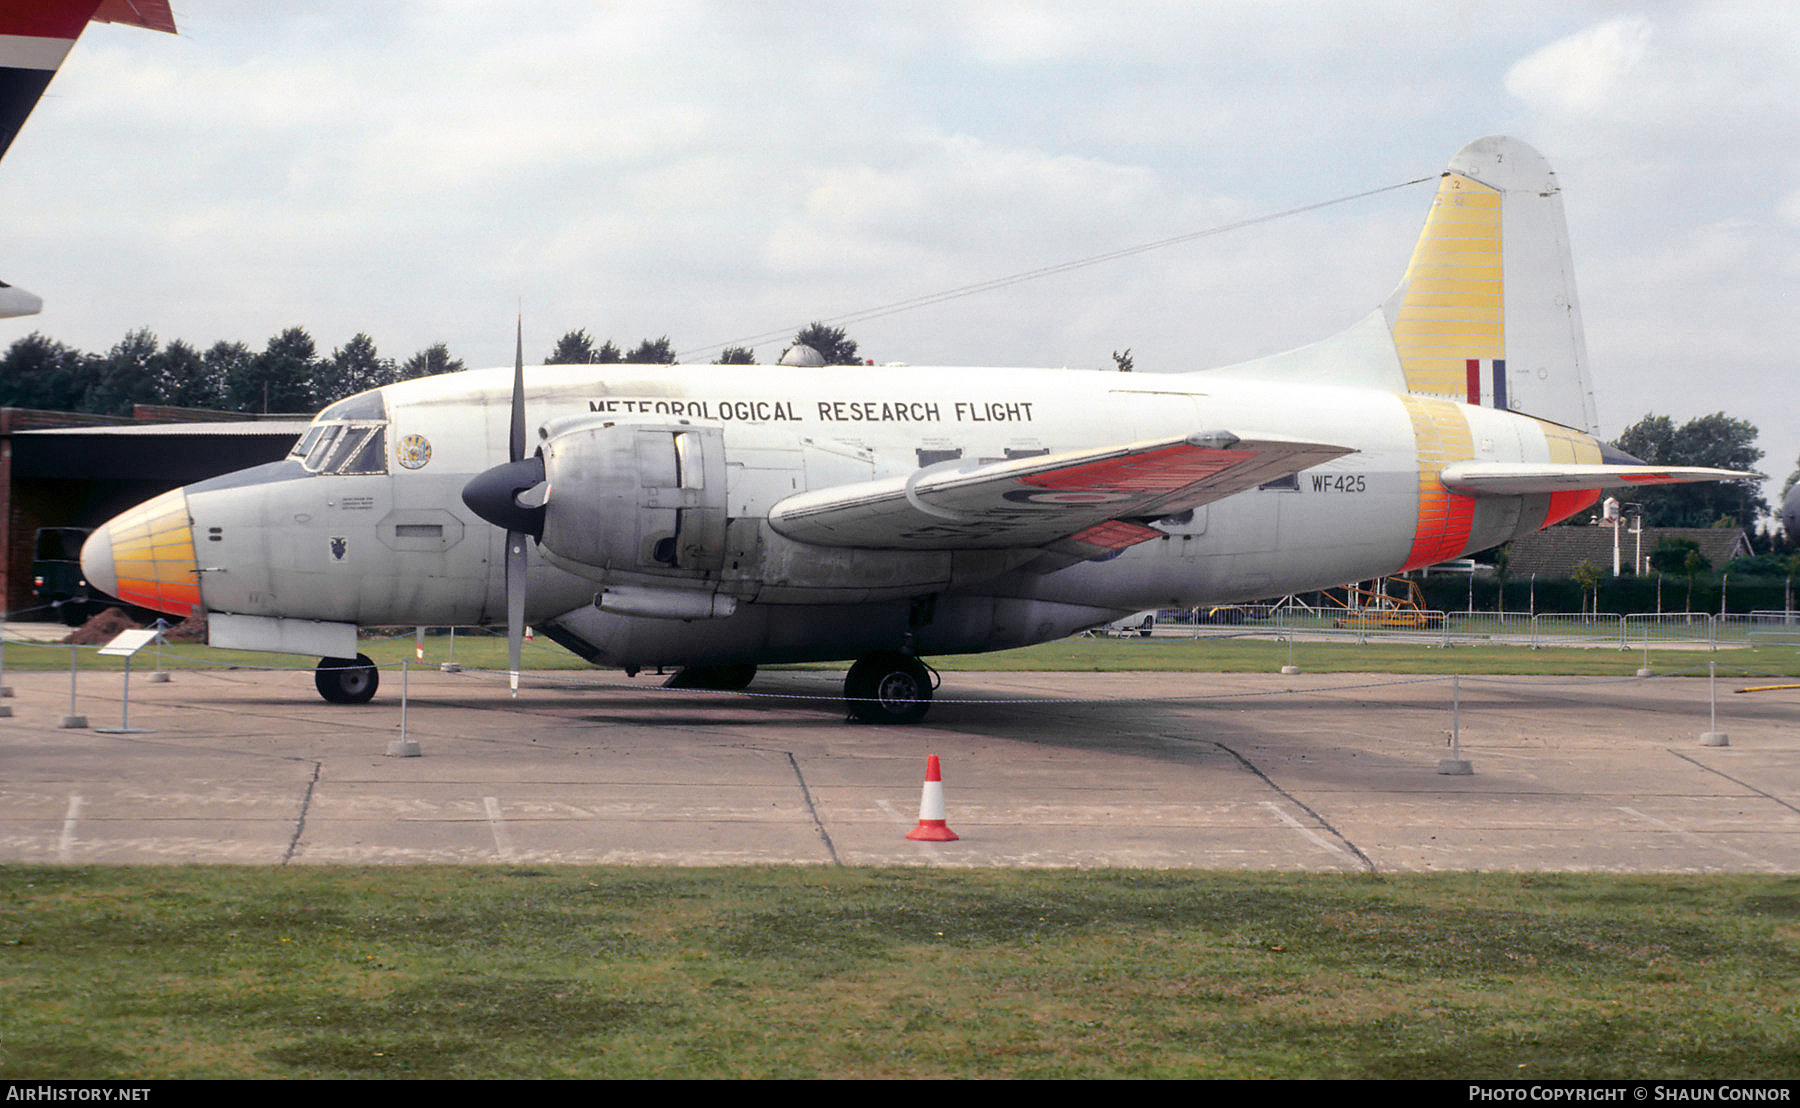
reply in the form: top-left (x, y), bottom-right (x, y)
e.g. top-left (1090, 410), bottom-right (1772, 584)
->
top-left (84, 328), bottom-right (163, 415)
top-left (326, 333), bottom-right (397, 400)
top-left (151, 338), bottom-right (223, 410)
top-left (401, 343), bottom-right (464, 378)
top-left (624, 337), bottom-right (676, 364)
top-left (786, 322), bottom-right (860, 366)
top-left (0, 333), bottom-right (88, 411)
top-left (225, 328), bottom-right (320, 413)
top-left (546, 329), bottom-right (598, 364)
top-left (1649, 537), bottom-right (1709, 610)
top-left (713, 346), bottom-right (756, 365)
top-left (201, 341), bottom-right (254, 411)
top-left (1614, 412), bottom-right (1766, 528)
top-left (1571, 559), bottom-right (1602, 615)
top-left (1112, 348), bottom-right (1134, 372)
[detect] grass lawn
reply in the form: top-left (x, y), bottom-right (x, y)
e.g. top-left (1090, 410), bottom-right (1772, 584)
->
top-left (2, 866), bottom-right (1797, 1079)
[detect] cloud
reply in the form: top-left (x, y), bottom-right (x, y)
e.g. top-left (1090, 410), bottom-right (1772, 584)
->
top-left (1505, 17), bottom-right (1654, 115)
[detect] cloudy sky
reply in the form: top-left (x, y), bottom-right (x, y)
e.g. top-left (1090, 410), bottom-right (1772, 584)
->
top-left (5, 1), bottom-right (1797, 504)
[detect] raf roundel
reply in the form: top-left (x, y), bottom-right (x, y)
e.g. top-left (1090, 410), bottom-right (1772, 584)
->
top-left (397, 433), bottom-right (432, 470)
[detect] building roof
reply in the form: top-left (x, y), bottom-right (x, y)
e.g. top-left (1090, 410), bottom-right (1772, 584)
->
top-left (1504, 525), bottom-right (1753, 578)
top-left (16, 421), bottom-right (311, 437)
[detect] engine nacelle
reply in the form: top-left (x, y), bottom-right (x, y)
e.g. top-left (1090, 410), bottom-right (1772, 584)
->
top-left (537, 418), bottom-right (728, 575)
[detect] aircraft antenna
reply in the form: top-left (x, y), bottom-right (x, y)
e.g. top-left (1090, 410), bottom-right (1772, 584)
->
top-left (678, 174), bottom-right (1436, 361)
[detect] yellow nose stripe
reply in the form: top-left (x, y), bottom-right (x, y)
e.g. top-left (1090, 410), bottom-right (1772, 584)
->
top-left (105, 488), bottom-right (203, 617)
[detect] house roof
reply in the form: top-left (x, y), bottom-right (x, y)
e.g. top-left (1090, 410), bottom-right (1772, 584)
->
top-left (1504, 525), bottom-right (1752, 578)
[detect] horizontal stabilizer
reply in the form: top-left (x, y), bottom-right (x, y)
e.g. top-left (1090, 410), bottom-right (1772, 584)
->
top-left (1439, 462), bottom-right (1761, 496)
top-left (770, 432), bottom-right (1351, 552)
top-left (0, 279), bottom-right (43, 318)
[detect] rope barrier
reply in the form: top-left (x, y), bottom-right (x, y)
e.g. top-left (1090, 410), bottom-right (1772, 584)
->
top-left (3, 623), bottom-right (1795, 709)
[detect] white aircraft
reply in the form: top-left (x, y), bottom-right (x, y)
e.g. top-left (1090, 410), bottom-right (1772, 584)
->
top-left (79, 136), bottom-right (1757, 722)
top-left (0, 0), bottom-right (178, 317)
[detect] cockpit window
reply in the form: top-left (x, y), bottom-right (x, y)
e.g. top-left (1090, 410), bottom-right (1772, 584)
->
top-left (289, 418), bottom-right (389, 475)
top-left (318, 390), bottom-right (388, 422)
top-left (287, 390), bottom-right (391, 475)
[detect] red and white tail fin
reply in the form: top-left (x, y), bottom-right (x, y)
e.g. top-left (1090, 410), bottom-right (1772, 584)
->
top-left (1, 0), bottom-right (175, 161)
top-left (1382, 136), bottom-right (1598, 434)
top-left (0, 0), bottom-right (175, 318)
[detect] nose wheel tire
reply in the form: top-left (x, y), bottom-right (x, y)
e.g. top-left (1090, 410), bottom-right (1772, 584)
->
top-left (845, 650), bottom-right (933, 725)
top-left (315, 654), bottom-right (380, 704)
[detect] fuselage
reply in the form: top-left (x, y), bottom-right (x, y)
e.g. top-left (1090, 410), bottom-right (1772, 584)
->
top-left (81, 359), bottom-right (1601, 671)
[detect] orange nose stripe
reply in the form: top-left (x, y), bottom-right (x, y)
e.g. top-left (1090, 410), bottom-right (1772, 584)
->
top-left (105, 488), bottom-right (203, 617)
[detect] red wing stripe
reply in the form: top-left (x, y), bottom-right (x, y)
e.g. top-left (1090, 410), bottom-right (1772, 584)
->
top-left (1064, 520), bottom-right (1162, 551)
top-left (1020, 444), bottom-right (1252, 493)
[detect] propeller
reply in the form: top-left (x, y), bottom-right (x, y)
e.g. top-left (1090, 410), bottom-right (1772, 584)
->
top-left (461, 317), bottom-right (546, 697)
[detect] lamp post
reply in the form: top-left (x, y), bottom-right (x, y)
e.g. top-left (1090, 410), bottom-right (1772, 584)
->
top-left (1623, 502), bottom-right (1645, 575)
top-left (1604, 498), bottom-right (1622, 576)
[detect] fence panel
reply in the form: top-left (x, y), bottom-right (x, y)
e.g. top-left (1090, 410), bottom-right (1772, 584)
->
top-left (1624, 612), bottom-right (1715, 652)
top-left (1736, 611), bottom-right (1800, 646)
top-left (1529, 612), bottom-right (1625, 648)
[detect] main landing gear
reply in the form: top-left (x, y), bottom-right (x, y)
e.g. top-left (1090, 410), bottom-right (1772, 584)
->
top-left (314, 654), bottom-right (379, 704)
top-left (844, 650), bottom-right (935, 725)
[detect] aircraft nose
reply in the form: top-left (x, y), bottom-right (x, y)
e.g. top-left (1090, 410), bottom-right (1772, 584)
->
top-left (80, 488), bottom-right (204, 619)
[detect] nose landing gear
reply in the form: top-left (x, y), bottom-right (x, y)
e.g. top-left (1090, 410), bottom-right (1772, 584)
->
top-left (314, 654), bottom-right (380, 704)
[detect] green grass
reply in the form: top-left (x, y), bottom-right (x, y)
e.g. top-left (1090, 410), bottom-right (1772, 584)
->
top-left (6, 629), bottom-right (1799, 678)
top-left (2, 867), bottom-right (1797, 1079)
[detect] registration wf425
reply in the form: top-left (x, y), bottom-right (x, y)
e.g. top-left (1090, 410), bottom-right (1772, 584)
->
top-left (1311, 474), bottom-right (1367, 493)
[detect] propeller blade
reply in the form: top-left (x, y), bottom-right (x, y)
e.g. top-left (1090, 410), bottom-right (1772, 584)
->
top-left (506, 316), bottom-right (529, 697)
top-left (510, 315), bottom-right (526, 464)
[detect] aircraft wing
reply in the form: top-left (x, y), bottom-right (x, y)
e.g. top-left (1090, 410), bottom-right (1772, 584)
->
top-left (1439, 462), bottom-right (1762, 495)
top-left (768, 432), bottom-right (1351, 554)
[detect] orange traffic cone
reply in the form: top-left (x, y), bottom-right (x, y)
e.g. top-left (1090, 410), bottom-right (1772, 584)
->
top-left (905, 754), bottom-right (959, 841)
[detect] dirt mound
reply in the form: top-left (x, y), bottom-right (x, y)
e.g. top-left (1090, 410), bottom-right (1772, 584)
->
top-left (60, 608), bottom-right (208, 646)
top-left (60, 607), bottom-right (143, 645)
top-left (162, 615), bottom-right (207, 643)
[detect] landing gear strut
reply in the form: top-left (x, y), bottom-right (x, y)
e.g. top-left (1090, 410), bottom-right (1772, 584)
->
top-left (314, 654), bottom-right (379, 704)
top-left (844, 650), bottom-right (934, 724)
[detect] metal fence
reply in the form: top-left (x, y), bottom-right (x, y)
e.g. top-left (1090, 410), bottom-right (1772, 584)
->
top-left (1153, 606), bottom-right (1800, 651)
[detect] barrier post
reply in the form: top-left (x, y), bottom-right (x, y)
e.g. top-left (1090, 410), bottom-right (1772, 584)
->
top-left (148, 618), bottom-right (170, 683)
top-left (1700, 660), bottom-right (1729, 747)
top-left (388, 659), bottom-right (422, 757)
top-left (0, 616), bottom-right (11, 717)
top-left (59, 645), bottom-right (87, 729)
top-left (1438, 674), bottom-right (1473, 775)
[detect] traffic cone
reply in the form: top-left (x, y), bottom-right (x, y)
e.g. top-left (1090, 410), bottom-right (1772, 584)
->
top-left (905, 754), bottom-right (959, 841)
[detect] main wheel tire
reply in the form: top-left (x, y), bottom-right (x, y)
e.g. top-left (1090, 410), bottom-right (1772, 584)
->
top-left (315, 654), bottom-right (380, 704)
top-left (845, 651), bottom-right (933, 725)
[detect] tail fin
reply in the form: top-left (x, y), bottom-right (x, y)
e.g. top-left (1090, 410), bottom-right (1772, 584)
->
top-left (0, 1), bottom-right (175, 162)
top-left (0, 1), bottom-right (175, 318)
top-left (1383, 136), bottom-right (1597, 433)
